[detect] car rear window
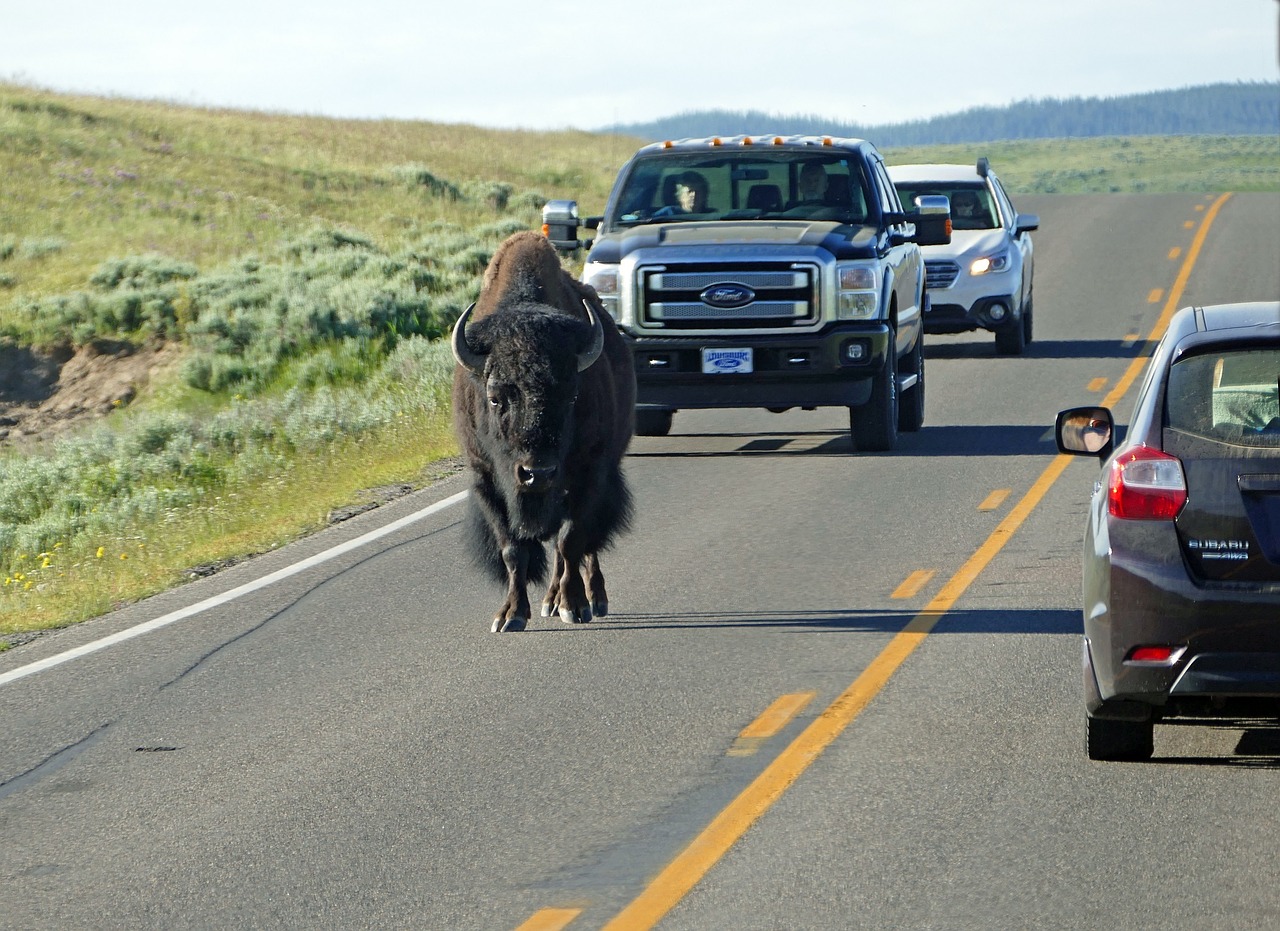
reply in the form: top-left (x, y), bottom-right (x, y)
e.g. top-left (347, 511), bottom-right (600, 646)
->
top-left (1166, 348), bottom-right (1280, 446)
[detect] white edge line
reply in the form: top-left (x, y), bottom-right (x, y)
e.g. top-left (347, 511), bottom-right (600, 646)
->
top-left (0, 490), bottom-right (469, 688)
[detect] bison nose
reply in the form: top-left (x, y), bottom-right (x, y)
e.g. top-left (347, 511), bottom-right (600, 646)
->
top-left (516, 463), bottom-right (558, 489)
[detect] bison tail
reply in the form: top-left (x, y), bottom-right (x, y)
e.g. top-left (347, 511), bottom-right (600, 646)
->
top-left (465, 502), bottom-right (548, 585)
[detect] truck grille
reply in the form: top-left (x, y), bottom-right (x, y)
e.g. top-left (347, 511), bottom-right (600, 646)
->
top-left (639, 262), bottom-right (818, 330)
top-left (924, 260), bottom-right (960, 290)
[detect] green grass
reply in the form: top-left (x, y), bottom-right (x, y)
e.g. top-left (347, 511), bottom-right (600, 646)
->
top-left (1, 81), bottom-right (1277, 645)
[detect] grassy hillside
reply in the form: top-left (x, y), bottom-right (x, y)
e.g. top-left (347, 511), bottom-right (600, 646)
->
top-left (1, 82), bottom-right (1277, 643)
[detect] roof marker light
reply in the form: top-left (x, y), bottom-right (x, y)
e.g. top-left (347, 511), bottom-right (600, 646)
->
top-left (711, 137), bottom-right (722, 146)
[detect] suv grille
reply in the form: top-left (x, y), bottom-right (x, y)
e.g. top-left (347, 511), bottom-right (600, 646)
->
top-left (639, 262), bottom-right (818, 330)
top-left (924, 260), bottom-right (960, 290)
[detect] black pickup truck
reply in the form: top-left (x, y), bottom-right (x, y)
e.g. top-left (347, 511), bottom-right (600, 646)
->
top-left (543, 135), bottom-right (949, 451)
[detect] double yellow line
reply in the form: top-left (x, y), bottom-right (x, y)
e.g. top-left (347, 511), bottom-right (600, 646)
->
top-left (524, 193), bottom-right (1232, 931)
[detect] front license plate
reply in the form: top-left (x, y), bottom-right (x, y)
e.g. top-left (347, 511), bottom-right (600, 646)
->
top-left (702, 348), bottom-right (753, 374)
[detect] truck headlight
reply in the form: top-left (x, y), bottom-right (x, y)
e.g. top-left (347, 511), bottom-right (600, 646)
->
top-left (582, 263), bottom-right (620, 320)
top-left (838, 292), bottom-right (879, 319)
top-left (837, 265), bottom-right (879, 320)
top-left (970, 250), bottom-right (1010, 276)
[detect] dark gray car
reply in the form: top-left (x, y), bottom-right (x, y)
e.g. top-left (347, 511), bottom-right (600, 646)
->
top-left (1056, 301), bottom-right (1280, 760)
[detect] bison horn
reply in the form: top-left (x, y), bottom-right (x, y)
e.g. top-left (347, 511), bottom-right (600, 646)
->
top-left (577, 300), bottom-right (604, 372)
top-left (451, 303), bottom-right (487, 375)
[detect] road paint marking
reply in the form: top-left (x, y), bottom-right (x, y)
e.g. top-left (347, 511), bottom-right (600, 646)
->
top-left (0, 490), bottom-right (471, 688)
top-left (1087, 377), bottom-right (1108, 392)
top-left (1147, 288), bottom-right (1163, 304)
top-left (516, 908), bottom-right (583, 931)
top-left (1195, 203), bottom-right (1206, 211)
top-left (891, 569), bottom-right (936, 599)
top-left (728, 691), bottom-right (817, 757)
top-left (1121, 333), bottom-right (1140, 348)
top-left (978, 489), bottom-right (1011, 512)
top-left (1183, 220), bottom-right (1194, 229)
top-left (1168, 246), bottom-right (1182, 260)
top-left (594, 192), bottom-right (1234, 931)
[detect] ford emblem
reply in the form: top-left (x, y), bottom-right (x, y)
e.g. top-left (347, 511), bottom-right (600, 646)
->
top-left (700, 283), bottom-right (755, 309)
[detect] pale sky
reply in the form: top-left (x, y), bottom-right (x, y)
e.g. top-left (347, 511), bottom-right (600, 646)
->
top-left (3, 0), bottom-right (1277, 131)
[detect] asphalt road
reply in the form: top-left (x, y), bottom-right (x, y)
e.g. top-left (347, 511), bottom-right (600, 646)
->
top-left (2, 193), bottom-right (1279, 931)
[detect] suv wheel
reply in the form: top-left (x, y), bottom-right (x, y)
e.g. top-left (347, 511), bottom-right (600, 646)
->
top-left (995, 315), bottom-right (1026, 355)
top-left (897, 333), bottom-right (924, 433)
top-left (1086, 714), bottom-right (1154, 761)
top-left (1021, 291), bottom-right (1034, 345)
top-left (634, 409), bottom-right (673, 437)
top-left (850, 336), bottom-right (898, 452)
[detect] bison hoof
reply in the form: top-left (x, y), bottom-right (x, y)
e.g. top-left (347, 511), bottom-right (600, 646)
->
top-left (492, 615), bottom-right (527, 633)
top-left (540, 600), bottom-right (555, 618)
top-left (592, 600), bottom-right (609, 618)
top-left (559, 605), bottom-right (592, 625)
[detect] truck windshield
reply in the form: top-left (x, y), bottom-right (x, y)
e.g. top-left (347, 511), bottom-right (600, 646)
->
top-left (608, 153), bottom-right (871, 229)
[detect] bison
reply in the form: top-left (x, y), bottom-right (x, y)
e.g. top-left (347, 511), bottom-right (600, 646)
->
top-left (451, 231), bottom-right (636, 632)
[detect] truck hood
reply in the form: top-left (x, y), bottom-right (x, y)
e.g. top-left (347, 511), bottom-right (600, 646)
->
top-left (919, 228), bottom-right (1008, 262)
top-left (587, 220), bottom-right (881, 264)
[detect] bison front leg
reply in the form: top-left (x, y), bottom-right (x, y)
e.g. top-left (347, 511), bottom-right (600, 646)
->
top-left (493, 541), bottom-right (534, 633)
top-left (547, 526), bottom-right (592, 625)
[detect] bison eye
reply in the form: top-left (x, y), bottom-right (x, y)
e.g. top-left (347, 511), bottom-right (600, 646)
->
top-left (487, 394), bottom-right (500, 408)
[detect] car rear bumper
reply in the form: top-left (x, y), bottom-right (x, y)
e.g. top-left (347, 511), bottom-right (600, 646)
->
top-left (1086, 548), bottom-right (1280, 709)
top-left (626, 324), bottom-right (892, 411)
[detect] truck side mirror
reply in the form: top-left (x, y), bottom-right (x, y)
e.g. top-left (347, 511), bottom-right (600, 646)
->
top-left (542, 200), bottom-right (581, 251)
top-left (909, 194), bottom-right (951, 246)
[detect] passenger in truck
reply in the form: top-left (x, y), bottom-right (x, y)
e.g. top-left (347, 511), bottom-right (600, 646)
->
top-left (655, 171), bottom-right (713, 216)
top-left (790, 162), bottom-right (828, 207)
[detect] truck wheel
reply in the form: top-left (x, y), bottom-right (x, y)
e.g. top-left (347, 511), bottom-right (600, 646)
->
top-left (995, 315), bottom-right (1026, 355)
top-left (850, 338), bottom-right (898, 452)
top-left (897, 334), bottom-right (924, 433)
top-left (634, 409), bottom-right (673, 436)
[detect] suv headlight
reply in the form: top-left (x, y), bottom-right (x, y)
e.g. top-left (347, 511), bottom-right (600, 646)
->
top-left (582, 262), bottom-right (620, 320)
top-left (836, 264), bottom-right (879, 320)
top-left (970, 250), bottom-right (1010, 276)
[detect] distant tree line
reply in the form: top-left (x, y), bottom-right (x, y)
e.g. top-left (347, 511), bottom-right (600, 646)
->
top-left (601, 82), bottom-right (1280, 145)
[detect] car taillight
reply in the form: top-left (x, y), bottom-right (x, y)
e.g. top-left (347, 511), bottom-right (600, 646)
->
top-left (1124, 645), bottom-right (1186, 665)
top-left (1107, 446), bottom-right (1187, 520)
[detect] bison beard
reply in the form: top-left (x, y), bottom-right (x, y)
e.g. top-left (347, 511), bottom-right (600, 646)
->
top-left (452, 232), bottom-right (635, 632)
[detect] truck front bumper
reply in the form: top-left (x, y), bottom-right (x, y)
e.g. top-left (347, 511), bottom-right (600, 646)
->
top-left (625, 323), bottom-right (892, 411)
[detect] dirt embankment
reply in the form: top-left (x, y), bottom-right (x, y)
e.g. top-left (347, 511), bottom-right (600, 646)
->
top-left (0, 340), bottom-right (181, 446)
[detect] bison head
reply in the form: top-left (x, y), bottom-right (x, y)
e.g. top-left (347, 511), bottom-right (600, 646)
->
top-left (452, 301), bottom-right (605, 537)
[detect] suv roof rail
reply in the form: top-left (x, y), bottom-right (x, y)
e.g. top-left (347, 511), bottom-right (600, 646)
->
top-left (976, 156), bottom-right (990, 178)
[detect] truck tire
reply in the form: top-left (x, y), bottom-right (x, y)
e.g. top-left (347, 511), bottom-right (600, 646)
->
top-left (897, 333), bottom-right (924, 433)
top-left (850, 338), bottom-right (898, 452)
top-left (634, 408), bottom-right (673, 437)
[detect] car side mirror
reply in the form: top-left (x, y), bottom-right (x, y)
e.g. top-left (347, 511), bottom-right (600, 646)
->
top-left (1056, 406), bottom-right (1114, 460)
top-left (1016, 214), bottom-right (1039, 234)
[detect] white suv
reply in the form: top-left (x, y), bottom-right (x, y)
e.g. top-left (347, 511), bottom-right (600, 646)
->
top-left (888, 158), bottom-right (1038, 355)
